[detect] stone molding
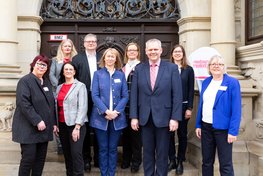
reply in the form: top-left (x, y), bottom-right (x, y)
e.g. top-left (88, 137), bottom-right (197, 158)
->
top-left (237, 41), bottom-right (263, 62)
top-left (0, 40), bottom-right (18, 44)
top-left (177, 16), bottom-right (211, 35)
top-left (210, 40), bottom-right (237, 45)
top-left (18, 15), bottom-right (43, 24)
top-left (18, 15), bottom-right (43, 33)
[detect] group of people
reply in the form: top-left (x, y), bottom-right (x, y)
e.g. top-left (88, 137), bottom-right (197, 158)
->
top-left (12, 33), bottom-right (242, 176)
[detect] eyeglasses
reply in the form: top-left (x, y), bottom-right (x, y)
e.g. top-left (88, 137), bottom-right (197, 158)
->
top-left (85, 40), bottom-right (97, 43)
top-left (173, 50), bottom-right (183, 53)
top-left (209, 63), bottom-right (224, 67)
top-left (127, 49), bottom-right (138, 52)
top-left (36, 62), bottom-right (47, 68)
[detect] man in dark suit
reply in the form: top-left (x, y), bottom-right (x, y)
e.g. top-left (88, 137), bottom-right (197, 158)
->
top-left (130, 38), bottom-right (182, 176)
top-left (72, 33), bottom-right (100, 171)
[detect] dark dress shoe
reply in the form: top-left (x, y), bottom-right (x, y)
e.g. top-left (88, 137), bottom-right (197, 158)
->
top-left (168, 160), bottom-right (176, 172)
top-left (121, 163), bottom-right (130, 169)
top-left (84, 162), bottom-right (91, 172)
top-left (176, 160), bottom-right (183, 175)
top-left (131, 166), bottom-right (139, 173)
top-left (94, 162), bottom-right (99, 168)
top-left (57, 147), bottom-right (63, 155)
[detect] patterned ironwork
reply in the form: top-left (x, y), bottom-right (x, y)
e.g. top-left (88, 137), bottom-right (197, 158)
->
top-left (40, 0), bottom-right (180, 20)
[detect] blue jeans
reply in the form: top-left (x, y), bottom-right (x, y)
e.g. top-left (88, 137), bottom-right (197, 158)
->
top-left (95, 121), bottom-right (122, 176)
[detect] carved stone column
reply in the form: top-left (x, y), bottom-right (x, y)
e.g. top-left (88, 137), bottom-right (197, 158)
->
top-left (0, 0), bottom-right (17, 65)
top-left (177, 0), bottom-right (211, 56)
top-left (0, 0), bottom-right (22, 101)
top-left (17, 0), bottom-right (43, 74)
top-left (210, 0), bottom-right (236, 67)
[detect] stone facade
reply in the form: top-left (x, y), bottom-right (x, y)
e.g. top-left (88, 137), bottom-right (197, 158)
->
top-left (0, 0), bottom-right (262, 175)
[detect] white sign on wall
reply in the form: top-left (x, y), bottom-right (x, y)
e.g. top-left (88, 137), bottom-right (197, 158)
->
top-left (49, 34), bottom-right (68, 41)
top-left (189, 47), bottom-right (221, 92)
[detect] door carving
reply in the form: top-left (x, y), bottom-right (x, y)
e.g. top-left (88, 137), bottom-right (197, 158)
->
top-left (40, 0), bottom-right (180, 62)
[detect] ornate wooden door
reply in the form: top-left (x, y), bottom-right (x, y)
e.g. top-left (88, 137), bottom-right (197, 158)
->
top-left (40, 0), bottom-right (180, 61)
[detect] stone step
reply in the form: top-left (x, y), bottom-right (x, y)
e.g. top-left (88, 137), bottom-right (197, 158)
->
top-left (0, 132), bottom-right (198, 176)
top-left (0, 162), bottom-right (198, 176)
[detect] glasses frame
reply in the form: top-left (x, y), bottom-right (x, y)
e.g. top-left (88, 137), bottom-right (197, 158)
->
top-left (84, 40), bottom-right (97, 43)
top-left (209, 63), bottom-right (224, 67)
top-left (127, 49), bottom-right (138, 52)
top-left (36, 62), bottom-right (48, 68)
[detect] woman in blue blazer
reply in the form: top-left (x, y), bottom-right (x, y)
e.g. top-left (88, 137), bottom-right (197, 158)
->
top-left (90, 48), bottom-right (129, 176)
top-left (195, 55), bottom-right (242, 176)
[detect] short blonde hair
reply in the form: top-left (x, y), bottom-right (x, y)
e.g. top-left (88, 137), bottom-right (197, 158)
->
top-left (207, 55), bottom-right (226, 75)
top-left (99, 48), bottom-right (123, 69)
top-left (123, 42), bottom-right (141, 64)
top-left (55, 39), bottom-right (77, 62)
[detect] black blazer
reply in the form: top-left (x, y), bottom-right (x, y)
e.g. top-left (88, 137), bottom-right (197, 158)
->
top-left (180, 65), bottom-right (195, 110)
top-left (12, 73), bottom-right (55, 144)
top-left (72, 52), bottom-right (100, 91)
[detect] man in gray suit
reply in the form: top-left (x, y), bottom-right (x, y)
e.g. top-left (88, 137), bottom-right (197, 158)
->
top-left (130, 39), bottom-right (182, 176)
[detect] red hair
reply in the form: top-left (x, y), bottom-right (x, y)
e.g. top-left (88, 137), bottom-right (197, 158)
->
top-left (30, 54), bottom-right (51, 77)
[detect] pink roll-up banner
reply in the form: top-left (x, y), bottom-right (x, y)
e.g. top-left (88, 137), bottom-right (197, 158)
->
top-left (188, 47), bottom-right (221, 92)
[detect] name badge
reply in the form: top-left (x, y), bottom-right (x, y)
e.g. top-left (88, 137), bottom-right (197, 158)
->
top-left (114, 79), bottom-right (121, 83)
top-left (219, 86), bottom-right (227, 91)
top-left (43, 87), bottom-right (49, 91)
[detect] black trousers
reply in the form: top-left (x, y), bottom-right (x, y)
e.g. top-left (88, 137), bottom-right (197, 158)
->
top-left (19, 142), bottom-right (48, 176)
top-left (122, 118), bottom-right (142, 167)
top-left (201, 122), bottom-right (234, 176)
top-left (142, 116), bottom-right (169, 176)
top-left (83, 91), bottom-right (99, 165)
top-left (59, 122), bottom-right (86, 176)
top-left (169, 105), bottom-right (189, 162)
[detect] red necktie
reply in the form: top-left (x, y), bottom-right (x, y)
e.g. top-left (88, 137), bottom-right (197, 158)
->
top-left (150, 64), bottom-right (157, 90)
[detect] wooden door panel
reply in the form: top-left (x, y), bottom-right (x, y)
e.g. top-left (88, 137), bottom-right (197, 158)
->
top-left (40, 22), bottom-right (178, 62)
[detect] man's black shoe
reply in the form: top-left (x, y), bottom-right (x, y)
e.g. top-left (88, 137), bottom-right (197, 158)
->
top-left (131, 166), bottom-right (139, 173)
top-left (94, 162), bottom-right (99, 168)
top-left (168, 160), bottom-right (176, 172)
top-left (176, 160), bottom-right (183, 175)
top-left (84, 162), bottom-right (91, 172)
top-left (57, 147), bottom-right (63, 155)
top-left (121, 163), bottom-right (130, 169)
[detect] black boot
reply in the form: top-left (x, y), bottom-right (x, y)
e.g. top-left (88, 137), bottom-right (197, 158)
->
top-left (176, 160), bottom-right (183, 175)
top-left (84, 160), bottom-right (91, 172)
top-left (168, 160), bottom-right (176, 172)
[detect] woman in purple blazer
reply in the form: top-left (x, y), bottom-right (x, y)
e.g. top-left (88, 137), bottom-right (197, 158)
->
top-left (195, 55), bottom-right (242, 176)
